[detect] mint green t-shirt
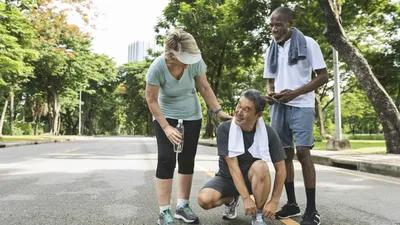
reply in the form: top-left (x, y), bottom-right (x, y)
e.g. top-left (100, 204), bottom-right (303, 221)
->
top-left (146, 54), bottom-right (206, 120)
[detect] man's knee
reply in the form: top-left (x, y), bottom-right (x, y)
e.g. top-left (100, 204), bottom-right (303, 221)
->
top-left (285, 147), bottom-right (295, 161)
top-left (296, 147), bottom-right (311, 164)
top-left (197, 189), bottom-right (217, 210)
top-left (249, 160), bottom-right (270, 180)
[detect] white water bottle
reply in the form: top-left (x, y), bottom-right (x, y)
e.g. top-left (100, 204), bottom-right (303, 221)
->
top-left (174, 119), bottom-right (184, 153)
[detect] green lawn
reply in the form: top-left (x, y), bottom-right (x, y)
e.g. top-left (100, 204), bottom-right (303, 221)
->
top-left (314, 140), bottom-right (386, 154)
top-left (0, 135), bottom-right (75, 143)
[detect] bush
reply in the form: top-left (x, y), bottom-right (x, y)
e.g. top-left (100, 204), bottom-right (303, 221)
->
top-left (313, 129), bottom-right (323, 142)
top-left (14, 123), bottom-right (34, 135)
top-left (1, 122), bottom-right (11, 135)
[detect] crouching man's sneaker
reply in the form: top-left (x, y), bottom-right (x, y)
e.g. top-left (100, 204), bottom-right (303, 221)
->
top-left (276, 202), bottom-right (301, 219)
top-left (300, 210), bottom-right (321, 225)
top-left (222, 196), bottom-right (239, 220)
top-left (158, 209), bottom-right (176, 225)
top-left (174, 204), bottom-right (199, 224)
top-left (252, 214), bottom-right (267, 225)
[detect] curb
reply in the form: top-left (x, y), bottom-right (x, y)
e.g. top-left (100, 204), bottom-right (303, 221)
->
top-left (0, 137), bottom-right (92, 149)
top-left (198, 140), bottom-right (400, 178)
top-left (311, 155), bottom-right (400, 178)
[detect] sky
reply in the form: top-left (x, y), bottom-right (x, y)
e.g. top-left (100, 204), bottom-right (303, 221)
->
top-left (75, 0), bottom-right (169, 65)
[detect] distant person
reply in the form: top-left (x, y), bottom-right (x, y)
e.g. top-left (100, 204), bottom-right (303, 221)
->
top-left (263, 6), bottom-right (329, 225)
top-left (145, 29), bottom-right (232, 225)
top-left (197, 89), bottom-right (287, 225)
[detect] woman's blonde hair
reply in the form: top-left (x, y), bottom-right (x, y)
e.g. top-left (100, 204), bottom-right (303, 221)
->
top-left (164, 29), bottom-right (200, 60)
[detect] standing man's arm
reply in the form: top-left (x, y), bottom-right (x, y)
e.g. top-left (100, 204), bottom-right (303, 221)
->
top-left (274, 68), bottom-right (328, 103)
top-left (224, 156), bottom-right (258, 216)
top-left (263, 160), bottom-right (286, 219)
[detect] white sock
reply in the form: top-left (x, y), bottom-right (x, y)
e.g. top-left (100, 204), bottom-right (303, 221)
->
top-left (159, 205), bottom-right (171, 213)
top-left (177, 199), bottom-right (189, 208)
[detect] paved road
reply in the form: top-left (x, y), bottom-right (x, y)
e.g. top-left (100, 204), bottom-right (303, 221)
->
top-left (0, 137), bottom-right (399, 225)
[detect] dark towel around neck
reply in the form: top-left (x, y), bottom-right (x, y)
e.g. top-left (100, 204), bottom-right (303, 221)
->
top-left (268, 28), bottom-right (307, 74)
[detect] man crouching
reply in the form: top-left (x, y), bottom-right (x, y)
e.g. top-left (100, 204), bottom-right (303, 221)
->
top-left (197, 89), bottom-right (287, 225)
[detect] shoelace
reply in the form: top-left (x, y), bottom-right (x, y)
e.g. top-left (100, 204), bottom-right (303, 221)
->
top-left (162, 210), bottom-right (174, 223)
top-left (182, 204), bottom-right (194, 213)
top-left (224, 205), bottom-right (233, 214)
top-left (302, 211), bottom-right (317, 220)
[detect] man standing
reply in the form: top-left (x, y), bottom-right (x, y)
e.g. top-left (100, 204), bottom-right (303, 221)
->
top-left (197, 89), bottom-right (287, 225)
top-left (264, 6), bottom-right (328, 225)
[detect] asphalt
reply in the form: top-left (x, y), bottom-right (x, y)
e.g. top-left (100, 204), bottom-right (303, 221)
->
top-left (197, 139), bottom-right (400, 178)
top-left (1, 137), bottom-right (399, 178)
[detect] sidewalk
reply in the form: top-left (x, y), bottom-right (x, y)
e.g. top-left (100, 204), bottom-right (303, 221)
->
top-left (0, 136), bottom-right (92, 148)
top-left (198, 139), bottom-right (400, 178)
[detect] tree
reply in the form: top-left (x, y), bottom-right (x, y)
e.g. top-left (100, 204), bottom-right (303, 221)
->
top-left (0, 1), bottom-right (38, 135)
top-left (27, 0), bottom-right (94, 135)
top-left (318, 0), bottom-right (400, 153)
top-left (120, 61), bottom-right (153, 136)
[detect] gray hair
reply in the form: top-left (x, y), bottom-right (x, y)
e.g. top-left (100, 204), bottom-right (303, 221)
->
top-left (164, 29), bottom-right (200, 60)
top-left (241, 89), bottom-right (267, 114)
top-left (272, 6), bottom-right (294, 23)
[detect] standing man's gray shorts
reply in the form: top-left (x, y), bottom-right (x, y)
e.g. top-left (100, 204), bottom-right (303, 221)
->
top-left (270, 102), bottom-right (315, 148)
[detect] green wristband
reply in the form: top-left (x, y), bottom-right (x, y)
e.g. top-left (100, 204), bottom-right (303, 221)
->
top-left (214, 108), bottom-right (222, 114)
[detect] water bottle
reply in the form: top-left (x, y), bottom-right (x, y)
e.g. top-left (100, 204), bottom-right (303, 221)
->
top-left (174, 119), bottom-right (184, 153)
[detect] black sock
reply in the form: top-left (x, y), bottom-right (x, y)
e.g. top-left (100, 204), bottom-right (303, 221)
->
top-left (306, 188), bottom-right (316, 212)
top-left (285, 182), bottom-right (297, 204)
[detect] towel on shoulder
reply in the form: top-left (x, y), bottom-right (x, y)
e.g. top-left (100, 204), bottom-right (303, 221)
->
top-left (268, 27), bottom-right (307, 74)
top-left (228, 117), bottom-right (271, 161)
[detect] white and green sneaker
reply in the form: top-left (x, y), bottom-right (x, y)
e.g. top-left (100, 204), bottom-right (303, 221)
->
top-left (158, 209), bottom-right (176, 225)
top-left (174, 204), bottom-right (199, 224)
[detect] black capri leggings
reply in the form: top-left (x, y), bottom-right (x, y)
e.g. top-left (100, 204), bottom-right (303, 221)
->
top-left (154, 118), bottom-right (202, 179)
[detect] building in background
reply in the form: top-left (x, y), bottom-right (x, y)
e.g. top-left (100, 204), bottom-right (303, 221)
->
top-left (128, 40), bottom-right (162, 62)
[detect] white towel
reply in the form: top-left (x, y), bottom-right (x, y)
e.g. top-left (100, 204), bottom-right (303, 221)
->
top-left (228, 117), bottom-right (271, 161)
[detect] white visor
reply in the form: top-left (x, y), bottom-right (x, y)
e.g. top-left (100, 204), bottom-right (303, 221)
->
top-left (176, 52), bottom-right (202, 65)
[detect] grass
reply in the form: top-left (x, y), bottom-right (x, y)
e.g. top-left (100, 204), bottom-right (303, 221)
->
top-left (314, 140), bottom-right (386, 154)
top-left (0, 135), bottom-right (76, 143)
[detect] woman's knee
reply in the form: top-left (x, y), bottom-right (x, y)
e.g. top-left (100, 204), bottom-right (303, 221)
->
top-left (178, 158), bottom-right (195, 174)
top-left (156, 157), bottom-right (176, 179)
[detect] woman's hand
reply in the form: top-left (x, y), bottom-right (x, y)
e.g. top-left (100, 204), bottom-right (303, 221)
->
top-left (217, 111), bottom-right (233, 121)
top-left (163, 125), bottom-right (183, 145)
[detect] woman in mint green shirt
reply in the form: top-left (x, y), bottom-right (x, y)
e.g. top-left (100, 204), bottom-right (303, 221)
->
top-left (146, 29), bottom-right (231, 225)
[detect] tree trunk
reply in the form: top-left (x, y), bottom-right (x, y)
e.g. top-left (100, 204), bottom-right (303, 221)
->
top-left (318, 0), bottom-right (400, 154)
top-left (9, 91), bottom-right (14, 135)
top-left (203, 108), bottom-right (215, 139)
top-left (0, 99), bottom-right (9, 136)
top-left (203, 47), bottom-right (226, 139)
top-left (48, 90), bottom-right (60, 135)
top-left (396, 84), bottom-right (400, 112)
top-left (34, 115), bottom-right (41, 136)
top-left (315, 96), bottom-right (331, 139)
top-left (33, 100), bottom-right (43, 136)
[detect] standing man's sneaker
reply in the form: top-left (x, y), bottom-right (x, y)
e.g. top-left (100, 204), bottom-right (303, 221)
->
top-left (276, 202), bottom-right (301, 218)
top-left (252, 214), bottom-right (267, 225)
top-left (222, 196), bottom-right (239, 220)
top-left (158, 209), bottom-right (176, 225)
top-left (174, 204), bottom-right (199, 224)
top-left (300, 210), bottom-right (321, 225)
